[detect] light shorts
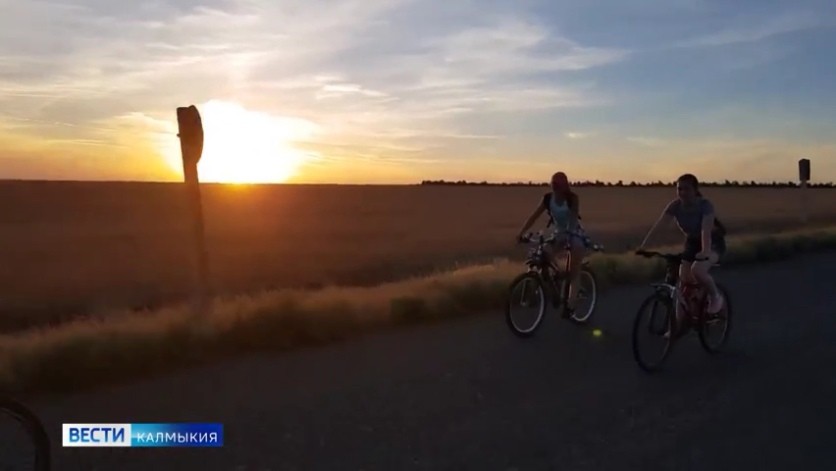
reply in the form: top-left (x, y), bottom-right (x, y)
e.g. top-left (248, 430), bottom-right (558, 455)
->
top-left (549, 227), bottom-right (588, 252)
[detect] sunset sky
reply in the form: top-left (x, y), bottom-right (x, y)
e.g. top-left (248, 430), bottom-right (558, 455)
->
top-left (1, 0), bottom-right (835, 184)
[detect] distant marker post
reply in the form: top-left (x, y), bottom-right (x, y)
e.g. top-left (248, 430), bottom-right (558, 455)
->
top-left (177, 105), bottom-right (211, 314)
top-left (798, 158), bottom-right (811, 225)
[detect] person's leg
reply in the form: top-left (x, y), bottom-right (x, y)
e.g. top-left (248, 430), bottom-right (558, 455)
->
top-left (691, 251), bottom-right (722, 312)
top-left (564, 238), bottom-right (586, 316)
top-left (547, 241), bottom-right (566, 308)
top-left (671, 239), bottom-right (700, 337)
top-left (694, 234), bottom-right (725, 313)
top-left (677, 260), bottom-right (694, 325)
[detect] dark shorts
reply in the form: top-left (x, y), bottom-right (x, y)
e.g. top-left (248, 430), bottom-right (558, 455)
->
top-left (683, 235), bottom-right (726, 262)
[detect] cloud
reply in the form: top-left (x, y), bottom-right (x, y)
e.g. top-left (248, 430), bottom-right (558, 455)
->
top-left (565, 131), bottom-right (594, 139)
top-left (317, 83), bottom-right (389, 99)
top-left (425, 19), bottom-right (628, 74)
top-left (627, 136), bottom-right (666, 147)
top-left (0, 0), bottom-right (626, 169)
top-left (675, 11), bottom-right (827, 48)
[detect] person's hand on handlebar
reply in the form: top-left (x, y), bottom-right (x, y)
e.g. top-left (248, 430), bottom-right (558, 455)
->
top-left (695, 250), bottom-right (712, 261)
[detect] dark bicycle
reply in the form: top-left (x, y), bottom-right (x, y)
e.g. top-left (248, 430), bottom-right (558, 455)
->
top-left (0, 396), bottom-right (51, 470)
top-left (505, 230), bottom-right (604, 337)
top-left (631, 250), bottom-right (733, 372)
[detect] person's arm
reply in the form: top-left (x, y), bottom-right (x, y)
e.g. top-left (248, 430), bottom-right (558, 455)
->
top-left (700, 200), bottom-right (715, 254)
top-left (517, 201), bottom-right (547, 240)
top-left (639, 203), bottom-right (675, 249)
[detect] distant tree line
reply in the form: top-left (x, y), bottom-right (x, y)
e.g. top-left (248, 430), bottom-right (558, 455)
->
top-left (420, 179), bottom-right (835, 188)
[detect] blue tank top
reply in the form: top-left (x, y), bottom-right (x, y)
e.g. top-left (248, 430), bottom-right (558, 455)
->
top-left (549, 195), bottom-right (572, 231)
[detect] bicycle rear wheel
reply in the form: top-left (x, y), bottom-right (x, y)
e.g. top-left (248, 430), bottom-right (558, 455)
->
top-left (632, 293), bottom-right (675, 373)
top-left (0, 398), bottom-right (51, 471)
top-left (505, 272), bottom-right (547, 338)
top-left (699, 283), bottom-right (732, 353)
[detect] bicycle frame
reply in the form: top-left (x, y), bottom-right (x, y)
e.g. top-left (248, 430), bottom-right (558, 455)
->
top-left (523, 232), bottom-right (600, 307)
top-left (632, 249), bottom-right (732, 371)
top-left (649, 255), bottom-right (680, 299)
top-left (521, 243), bottom-right (560, 305)
top-left (648, 255), bottom-right (708, 325)
top-left (523, 235), bottom-right (581, 281)
top-left (508, 231), bottom-right (604, 333)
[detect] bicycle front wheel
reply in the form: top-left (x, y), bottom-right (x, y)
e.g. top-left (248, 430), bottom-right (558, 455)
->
top-left (568, 268), bottom-right (598, 325)
top-left (699, 283), bottom-right (733, 354)
top-left (505, 272), bottom-right (547, 338)
top-left (632, 293), bottom-right (675, 373)
top-left (0, 399), bottom-right (51, 471)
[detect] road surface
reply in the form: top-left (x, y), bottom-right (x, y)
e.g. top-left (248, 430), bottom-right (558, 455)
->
top-left (20, 252), bottom-right (836, 470)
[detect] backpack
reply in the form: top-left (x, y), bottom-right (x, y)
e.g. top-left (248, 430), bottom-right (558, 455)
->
top-left (714, 216), bottom-right (727, 237)
top-left (698, 196), bottom-right (727, 237)
top-left (542, 191), bottom-right (581, 227)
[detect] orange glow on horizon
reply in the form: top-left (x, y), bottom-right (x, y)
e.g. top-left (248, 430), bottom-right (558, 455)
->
top-left (161, 100), bottom-right (321, 184)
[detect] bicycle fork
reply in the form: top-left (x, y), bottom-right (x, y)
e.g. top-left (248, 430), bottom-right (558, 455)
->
top-left (544, 272), bottom-right (566, 309)
top-left (540, 271), bottom-right (561, 308)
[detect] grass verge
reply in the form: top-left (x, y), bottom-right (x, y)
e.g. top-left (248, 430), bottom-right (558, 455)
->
top-left (3, 225), bottom-right (836, 395)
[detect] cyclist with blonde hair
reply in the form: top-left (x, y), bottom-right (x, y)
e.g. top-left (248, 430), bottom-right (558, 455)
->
top-left (516, 171), bottom-right (589, 318)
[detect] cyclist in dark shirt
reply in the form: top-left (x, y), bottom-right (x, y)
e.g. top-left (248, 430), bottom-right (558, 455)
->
top-left (638, 174), bottom-right (726, 323)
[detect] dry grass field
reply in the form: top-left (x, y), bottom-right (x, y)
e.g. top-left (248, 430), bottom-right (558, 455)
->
top-left (0, 181), bottom-right (834, 332)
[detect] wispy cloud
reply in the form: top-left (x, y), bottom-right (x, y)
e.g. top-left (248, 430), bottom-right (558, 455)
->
top-left (565, 131), bottom-right (594, 139)
top-left (317, 83), bottom-right (389, 99)
top-left (627, 136), bottom-right (666, 147)
top-left (0, 0), bottom-right (627, 172)
top-left (676, 11), bottom-right (827, 48)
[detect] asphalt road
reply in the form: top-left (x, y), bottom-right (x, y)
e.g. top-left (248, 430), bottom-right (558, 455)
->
top-left (19, 252), bottom-right (836, 470)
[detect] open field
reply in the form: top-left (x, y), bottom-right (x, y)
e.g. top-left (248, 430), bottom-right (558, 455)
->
top-left (0, 224), bottom-right (834, 395)
top-left (0, 222), bottom-right (834, 394)
top-left (0, 181), bottom-right (834, 331)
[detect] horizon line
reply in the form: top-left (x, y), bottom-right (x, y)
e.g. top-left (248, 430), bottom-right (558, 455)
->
top-left (0, 178), bottom-right (833, 187)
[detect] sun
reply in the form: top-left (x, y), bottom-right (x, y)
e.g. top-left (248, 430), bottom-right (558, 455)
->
top-left (167, 100), bottom-right (319, 184)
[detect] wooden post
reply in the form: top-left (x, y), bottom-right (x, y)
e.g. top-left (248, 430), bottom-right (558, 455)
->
top-left (177, 105), bottom-right (210, 314)
top-left (798, 158), bottom-right (810, 225)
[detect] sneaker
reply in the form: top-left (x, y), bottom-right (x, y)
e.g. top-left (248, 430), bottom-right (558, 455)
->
top-left (707, 293), bottom-right (724, 314)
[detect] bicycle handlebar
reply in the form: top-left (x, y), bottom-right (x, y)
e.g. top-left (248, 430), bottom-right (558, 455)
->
top-left (634, 250), bottom-right (709, 262)
top-left (518, 230), bottom-right (605, 252)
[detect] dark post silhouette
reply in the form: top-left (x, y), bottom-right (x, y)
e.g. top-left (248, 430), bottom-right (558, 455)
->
top-left (177, 105), bottom-right (210, 314)
top-left (798, 158), bottom-right (811, 224)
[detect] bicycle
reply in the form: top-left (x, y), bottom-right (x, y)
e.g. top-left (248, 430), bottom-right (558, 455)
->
top-left (0, 396), bottom-right (51, 470)
top-left (504, 229), bottom-right (604, 337)
top-left (631, 250), bottom-right (733, 372)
